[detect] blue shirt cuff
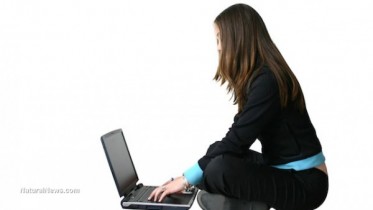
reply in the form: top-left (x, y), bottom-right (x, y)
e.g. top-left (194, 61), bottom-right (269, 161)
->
top-left (183, 163), bottom-right (203, 185)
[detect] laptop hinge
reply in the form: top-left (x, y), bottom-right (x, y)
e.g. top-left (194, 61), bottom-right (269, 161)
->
top-left (123, 183), bottom-right (143, 200)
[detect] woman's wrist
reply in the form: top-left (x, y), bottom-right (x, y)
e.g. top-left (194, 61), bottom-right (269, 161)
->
top-left (181, 175), bottom-right (190, 189)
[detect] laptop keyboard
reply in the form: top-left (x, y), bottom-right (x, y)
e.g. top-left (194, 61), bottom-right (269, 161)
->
top-left (136, 186), bottom-right (157, 202)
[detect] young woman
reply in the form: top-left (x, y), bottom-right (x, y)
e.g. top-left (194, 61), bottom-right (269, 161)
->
top-left (149, 3), bottom-right (328, 210)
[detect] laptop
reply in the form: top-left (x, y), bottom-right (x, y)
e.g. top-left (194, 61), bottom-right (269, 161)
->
top-left (101, 129), bottom-right (198, 210)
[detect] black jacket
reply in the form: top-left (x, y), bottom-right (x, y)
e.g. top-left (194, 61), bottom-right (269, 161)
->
top-left (198, 67), bottom-right (322, 170)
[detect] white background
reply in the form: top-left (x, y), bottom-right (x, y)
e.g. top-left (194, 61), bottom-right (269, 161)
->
top-left (1, 0), bottom-right (372, 209)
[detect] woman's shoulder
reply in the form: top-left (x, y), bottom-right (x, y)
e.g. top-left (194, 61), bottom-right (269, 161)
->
top-left (244, 65), bottom-right (279, 102)
top-left (249, 65), bottom-right (278, 89)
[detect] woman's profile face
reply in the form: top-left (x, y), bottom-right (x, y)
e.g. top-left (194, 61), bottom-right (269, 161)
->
top-left (214, 24), bottom-right (221, 54)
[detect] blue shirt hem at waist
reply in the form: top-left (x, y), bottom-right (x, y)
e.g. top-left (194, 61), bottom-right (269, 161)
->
top-left (272, 152), bottom-right (325, 171)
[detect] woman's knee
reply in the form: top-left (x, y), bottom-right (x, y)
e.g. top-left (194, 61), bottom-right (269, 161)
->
top-left (204, 155), bottom-right (225, 176)
top-left (203, 155), bottom-right (238, 193)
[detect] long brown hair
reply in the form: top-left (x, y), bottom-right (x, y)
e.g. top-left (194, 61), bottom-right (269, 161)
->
top-left (214, 4), bottom-right (305, 113)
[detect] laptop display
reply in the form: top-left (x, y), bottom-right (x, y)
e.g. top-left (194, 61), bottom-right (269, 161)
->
top-left (101, 129), bottom-right (138, 197)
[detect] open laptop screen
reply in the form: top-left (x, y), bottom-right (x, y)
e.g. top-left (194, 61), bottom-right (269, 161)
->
top-left (101, 129), bottom-right (139, 197)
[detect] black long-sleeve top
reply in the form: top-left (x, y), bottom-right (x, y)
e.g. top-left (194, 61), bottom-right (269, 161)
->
top-left (197, 66), bottom-right (322, 170)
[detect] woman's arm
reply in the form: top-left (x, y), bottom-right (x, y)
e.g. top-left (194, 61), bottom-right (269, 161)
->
top-left (198, 68), bottom-right (281, 170)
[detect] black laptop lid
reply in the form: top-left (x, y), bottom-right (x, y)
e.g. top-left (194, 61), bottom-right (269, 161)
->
top-left (101, 129), bottom-right (139, 197)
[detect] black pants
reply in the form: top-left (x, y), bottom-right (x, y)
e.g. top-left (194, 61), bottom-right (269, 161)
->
top-left (199, 150), bottom-right (328, 210)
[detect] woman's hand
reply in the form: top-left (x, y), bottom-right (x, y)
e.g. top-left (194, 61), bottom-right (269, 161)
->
top-left (148, 176), bottom-right (187, 202)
